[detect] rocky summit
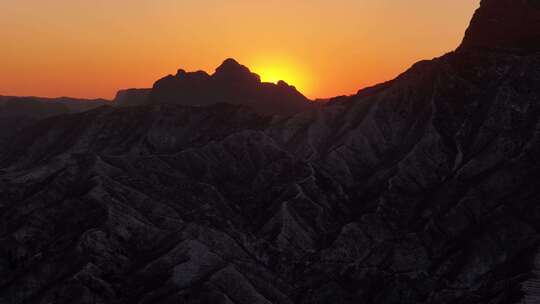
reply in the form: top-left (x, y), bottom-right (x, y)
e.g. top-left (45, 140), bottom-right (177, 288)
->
top-left (149, 58), bottom-right (313, 116)
top-left (459, 0), bottom-right (540, 52)
top-left (1, 1), bottom-right (540, 303)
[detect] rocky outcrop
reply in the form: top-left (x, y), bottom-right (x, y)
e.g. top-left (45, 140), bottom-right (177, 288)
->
top-left (459, 0), bottom-right (540, 53)
top-left (149, 58), bottom-right (313, 116)
top-left (113, 88), bottom-right (151, 107)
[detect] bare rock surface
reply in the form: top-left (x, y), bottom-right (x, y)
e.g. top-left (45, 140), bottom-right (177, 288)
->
top-left (459, 0), bottom-right (540, 53)
top-left (113, 89), bottom-right (151, 108)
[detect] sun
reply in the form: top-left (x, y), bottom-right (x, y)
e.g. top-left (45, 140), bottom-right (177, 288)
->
top-left (251, 59), bottom-right (311, 96)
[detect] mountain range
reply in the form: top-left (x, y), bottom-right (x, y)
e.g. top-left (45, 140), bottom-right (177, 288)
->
top-left (1, 0), bottom-right (540, 303)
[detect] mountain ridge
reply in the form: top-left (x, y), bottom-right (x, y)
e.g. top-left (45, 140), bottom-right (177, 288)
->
top-left (148, 58), bottom-right (314, 116)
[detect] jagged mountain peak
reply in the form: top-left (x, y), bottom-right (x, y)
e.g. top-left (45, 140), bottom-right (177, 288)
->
top-left (175, 69), bottom-right (210, 79)
top-left (213, 58), bottom-right (261, 84)
top-left (214, 58), bottom-right (243, 73)
top-left (149, 58), bottom-right (312, 116)
top-left (459, 0), bottom-right (540, 53)
top-left (112, 59), bottom-right (311, 114)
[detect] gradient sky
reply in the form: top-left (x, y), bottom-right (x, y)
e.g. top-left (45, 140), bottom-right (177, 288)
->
top-left (0, 0), bottom-right (479, 100)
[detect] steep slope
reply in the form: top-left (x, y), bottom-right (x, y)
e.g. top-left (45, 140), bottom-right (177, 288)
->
top-left (0, 104), bottom-right (345, 304)
top-left (0, 103), bottom-right (272, 169)
top-left (459, 0), bottom-right (540, 53)
top-left (1, 1), bottom-right (540, 303)
top-left (268, 47), bottom-right (540, 304)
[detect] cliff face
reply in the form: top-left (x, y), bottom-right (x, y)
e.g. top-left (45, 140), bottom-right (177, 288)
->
top-left (459, 0), bottom-right (540, 52)
top-left (113, 88), bottom-right (151, 107)
top-left (1, 1), bottom-right (540, 303)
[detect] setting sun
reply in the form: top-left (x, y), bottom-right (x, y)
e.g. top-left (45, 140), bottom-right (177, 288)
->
top-left (0, 0), bottom-right (477, 100)
top-left (251, 60), bottom-right (311, 95)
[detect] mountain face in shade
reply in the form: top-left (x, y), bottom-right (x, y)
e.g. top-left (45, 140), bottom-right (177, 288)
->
top-left (459, 0), bottom-right (540, 52)
top-left (150, 58), bottom-right (313, 116)
top-left (0, 96), bottom-right (108, 149)
top-left (113, 88), bottom-right (151, 107)
top-left (0, 98), bottom-right (70, 118)
top-left (3, 1), bottom-right (540, 304)
top-left (0, 95), bottom-right (108, 112)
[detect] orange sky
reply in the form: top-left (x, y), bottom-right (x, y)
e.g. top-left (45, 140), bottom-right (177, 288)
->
top-left (0, 1), bottom-right (479, 100)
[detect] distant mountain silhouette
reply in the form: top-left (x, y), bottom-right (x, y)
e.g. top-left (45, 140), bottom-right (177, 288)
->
top-left (2, 60), bottom-right (313, 116)
top-left (113, 88), bottom-right (151, 107)
top-left (149, 58), bottom-right (313, 115)
top-left (0, 95), bottom-right (108, 112)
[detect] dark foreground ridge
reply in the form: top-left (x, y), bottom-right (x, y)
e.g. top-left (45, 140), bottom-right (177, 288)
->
top-left (1, 0), bottom-right (540, 303)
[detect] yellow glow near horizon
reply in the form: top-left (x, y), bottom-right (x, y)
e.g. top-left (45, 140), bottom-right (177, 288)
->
top-left (0, 1), bottom-right (479, 100)
top-left (252, 59), bottom-right (312, 94)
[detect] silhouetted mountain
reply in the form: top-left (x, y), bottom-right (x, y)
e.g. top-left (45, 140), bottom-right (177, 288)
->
top-left (459, 0), bottom-right (540, 52)
top-left (0, 95), bottom-right (109, 111)
top-left (113, 88), bottom-right (151, 107)
top-left (2, 1), bottom-right (540, 303)
top-left (150, 58), bottom-right (313, 116)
